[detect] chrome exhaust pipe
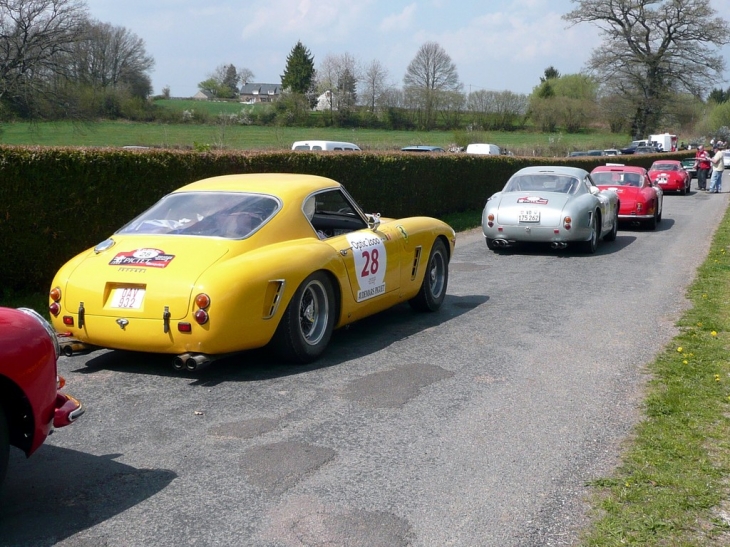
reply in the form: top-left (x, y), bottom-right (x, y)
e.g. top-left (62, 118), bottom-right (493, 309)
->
top-left (551, 241), bottom-right (568, 249)
top-left (494, 239), bottom-right (507, 247)
top-left (172, 353), bottom-right (189, 371)
top-left (185, 353), bottom-right (211, 372)
top-left (59, 337), bottom-right (95, 356)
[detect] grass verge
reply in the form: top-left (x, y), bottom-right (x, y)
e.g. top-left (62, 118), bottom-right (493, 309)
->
top-left (581, 206), bottom-right (730, 545)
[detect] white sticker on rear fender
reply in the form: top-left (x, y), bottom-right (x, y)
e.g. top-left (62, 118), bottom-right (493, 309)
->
top-left (346, 233), bottom-right (387, 301)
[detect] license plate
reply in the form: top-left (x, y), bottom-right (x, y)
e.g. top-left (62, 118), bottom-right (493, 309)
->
top-left (110, 287), bottom-right (146, 309)
top-left (518, 211), bottom-right (540, 222)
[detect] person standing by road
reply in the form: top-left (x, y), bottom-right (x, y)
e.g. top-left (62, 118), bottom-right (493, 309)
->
top-left (708, 144), bottom-right (725, 193)
top-left (695, 145), bottom-right (711, 190)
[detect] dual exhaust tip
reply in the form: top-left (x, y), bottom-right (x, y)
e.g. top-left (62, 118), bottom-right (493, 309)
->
top-left (172, 353), bottom-right (211, 372)
top-left (492, 239), bottom-right (568, 249)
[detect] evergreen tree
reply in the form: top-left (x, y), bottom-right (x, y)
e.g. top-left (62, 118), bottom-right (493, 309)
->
top-left (281, 41), bottom-right (315, 94)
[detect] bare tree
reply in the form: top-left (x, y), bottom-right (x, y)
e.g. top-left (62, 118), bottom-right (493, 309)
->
top-left (0, 0), bottom-right (88, 114)
top-left (468, 90), bottom-right (527, 130)
top-left (316, 52), bottom-right (359, 117)
top-left (564, 0), bottom-right (730, 136)
top-left (69, 19), bottom-right (154, 97)
top-left (360, 59), bottom-right (389, 114)
top-left (403, 41), bottom-right (462, 129)
top-left (238, 67), bottom-right (254, 87)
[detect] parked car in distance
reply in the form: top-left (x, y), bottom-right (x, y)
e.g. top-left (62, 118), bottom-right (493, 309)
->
top-left (482, 166), bottom-right (619, 254)
top-left (634, 145), bottom-right (660, 154)
top-left (648, 160), bottom-right (691, 194)
top-left (591, 164), bottom-right (663, 229)
top-left (569, 150), bottom-right (605, 157)
top-left (681, 158), bottom-right (698, 179)
top-left (0, 307), bottom-right (83, 487)
top-left (465, 143), bottom-right (501, 155)
top-left (619, 140), bottom-right (648, 154)
top-left (724, 150), bottom-right (730, 168)
top-left (49, 173), bottom-right (455, 370)
top-left (401, 145), bottom-right (446, 153)
top-left (292, 140), bottom-right (361, 151)
top-left (604, 149), bottom-right (620, 156)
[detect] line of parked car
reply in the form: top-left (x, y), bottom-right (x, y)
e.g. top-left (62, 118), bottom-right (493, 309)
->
top-left (482, 158), bottom-right (694, 253)
top-left (0, 149), bottom-right (707, 490)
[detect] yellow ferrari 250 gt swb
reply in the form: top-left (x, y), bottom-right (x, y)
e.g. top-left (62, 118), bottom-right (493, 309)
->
top-left (49, 173), bottom-right (455, 370)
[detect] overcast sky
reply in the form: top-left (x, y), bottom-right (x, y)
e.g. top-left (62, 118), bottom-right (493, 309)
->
top-left (83, 0), bottom-right (730, 98)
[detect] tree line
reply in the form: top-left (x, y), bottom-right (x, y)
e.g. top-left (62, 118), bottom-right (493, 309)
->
top-left (0, 0), bottom-right (154, 121)
top-left (4, 0), bottom-right (730, 140)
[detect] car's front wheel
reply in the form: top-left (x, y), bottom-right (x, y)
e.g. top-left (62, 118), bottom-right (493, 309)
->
top-left (272, 272), bottom-right (336, 363)
top-left (0, 406), bottom-right (8, 489)
top-left (409, 239), bottom-right (449, 312)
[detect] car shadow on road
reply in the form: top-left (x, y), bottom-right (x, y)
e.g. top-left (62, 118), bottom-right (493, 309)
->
top-left (618, 217), bottom-right (675, 233)
top-left (0, 446), bottom-right (176, 545)
top-left (488, 233), bottom-right (637, 257)
top-left (74, 294), bottom-right (489, 385)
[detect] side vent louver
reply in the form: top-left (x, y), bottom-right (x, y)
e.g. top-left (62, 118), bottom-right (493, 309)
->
top-left (263, 280), bottom-right (286, 319)
top-left (411, 246), bottom-right (422, 281)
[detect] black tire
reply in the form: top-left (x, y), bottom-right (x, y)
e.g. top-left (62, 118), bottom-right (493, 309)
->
top-left (0, 406), bottom-right (8, 490)
top-left (645, 208), bottom-right (658, 230)
top-left (581, 213), bottom-right (599, 254)
top-left (657, 200), bottom-right (662, 223)
top-left (603, 208), bottom-right (618, 241)
top-left (272, 272), bottom-right (335, 363)
top-left (680, 182), bottom-right (687, 195)
top-left (409, 239), bottom-right (449, 312)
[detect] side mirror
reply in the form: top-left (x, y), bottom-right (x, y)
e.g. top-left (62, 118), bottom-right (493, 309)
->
top-left (590, 185), bottom-right (600, 195)
top-left (367, 213), bottom-right (381, 231)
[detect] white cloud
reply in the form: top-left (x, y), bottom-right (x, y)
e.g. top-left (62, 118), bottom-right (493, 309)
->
top-left (379, 4), bottom-right (417, 32)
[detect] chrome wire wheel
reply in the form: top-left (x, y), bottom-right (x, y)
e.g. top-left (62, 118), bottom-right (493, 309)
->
top-left (297, 279), bottom-right (329, 346)
top-left (427, 247), bottom-right (446, 300)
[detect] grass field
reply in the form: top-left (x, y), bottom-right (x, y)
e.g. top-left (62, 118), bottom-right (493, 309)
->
top-left (0, 119), bottom-right (635, 155)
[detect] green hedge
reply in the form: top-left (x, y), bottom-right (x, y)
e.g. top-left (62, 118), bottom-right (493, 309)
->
top-left (0, 146), bottom-right (683, 295)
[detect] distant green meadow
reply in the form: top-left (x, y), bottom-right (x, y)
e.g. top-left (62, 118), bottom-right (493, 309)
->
top-left (0, 118), bottom-right (636, 156)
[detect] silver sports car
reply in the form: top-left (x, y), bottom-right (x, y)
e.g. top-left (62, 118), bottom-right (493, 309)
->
top-left (482, 166), bottom-right (620, 253)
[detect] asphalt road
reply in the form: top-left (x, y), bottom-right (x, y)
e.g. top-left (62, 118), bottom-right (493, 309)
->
top-left (2, 180), bottom-right (728, 547)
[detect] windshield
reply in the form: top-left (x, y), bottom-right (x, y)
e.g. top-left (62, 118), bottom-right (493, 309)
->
top-left (503, 174), bottom-right (578, 194)
top-left (592, 171), bottom-right (642, 186)
top-left (117, 192), bottom-right (280, 238)
top-left (651, 163), bottom-right (678, 171)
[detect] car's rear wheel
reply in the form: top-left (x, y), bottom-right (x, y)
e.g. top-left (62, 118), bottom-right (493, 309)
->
top-left (603, 208), bottom-right (618, 241)
top-left (581, 213), bottom-right (599, 253)
top-left (0, 406), bottom-right (8, 489)
top-left (272, 272), bottom-right (335, 363)
top-left (645, 208), bottom-right (658, 230)
top-left (657, 200), bottom-right (663, 222)
top-left (409, 239), bottom-right (448, 312)
top-left (680, 181), bottom-right (687, 195)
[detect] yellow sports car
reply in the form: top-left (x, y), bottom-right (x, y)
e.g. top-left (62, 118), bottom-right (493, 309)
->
top-left (49, 173), bottom-right (455, 370)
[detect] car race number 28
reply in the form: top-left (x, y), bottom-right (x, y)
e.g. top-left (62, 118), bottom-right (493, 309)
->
top-left (346, 233), bottom-right (387, 302)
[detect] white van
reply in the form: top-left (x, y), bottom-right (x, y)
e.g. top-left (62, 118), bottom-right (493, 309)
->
top-left (465, 143), bottom-right (501, 155)
top-left (291, 140), bottom-right (361, 151)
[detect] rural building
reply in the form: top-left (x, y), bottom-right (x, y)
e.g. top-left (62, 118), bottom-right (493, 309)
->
top-left (239, 83), bottom-right (282, 103)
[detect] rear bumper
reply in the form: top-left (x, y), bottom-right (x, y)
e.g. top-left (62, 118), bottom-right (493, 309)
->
top-left (619, 213), bottom-right (653, 220)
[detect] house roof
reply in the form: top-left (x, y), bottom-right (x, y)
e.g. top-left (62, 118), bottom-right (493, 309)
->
top-left (240, 83), bottom-right (281, 95)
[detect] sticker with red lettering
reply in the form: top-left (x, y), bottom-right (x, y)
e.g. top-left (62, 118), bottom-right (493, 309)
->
top-left (109, 248), bottom-right (175, 268)
top-left (517, 196), bottom-right (549, 204)
top-left (346, 233), bottom-right (387, 302)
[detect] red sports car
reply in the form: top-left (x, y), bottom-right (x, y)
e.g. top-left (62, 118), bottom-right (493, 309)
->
top-left (648, 160), bottom-right (691, 194)
top-left (0, 307), bottom-right (83, 487)
top-left (591, 164), bottom-right (664, 229)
